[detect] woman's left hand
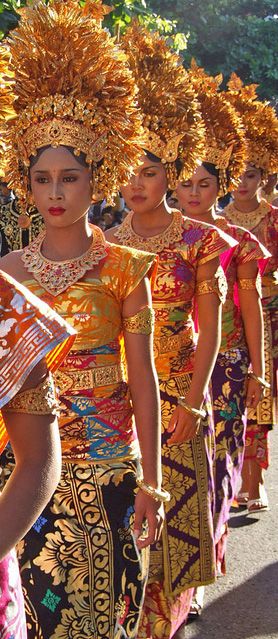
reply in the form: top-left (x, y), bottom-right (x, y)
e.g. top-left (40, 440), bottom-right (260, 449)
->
top-left (167, 405), bottom-right (200, 444)
top-left (245, 377), bottom-right (265, 409)
top-left (133, 490), bottom-right (165, 549)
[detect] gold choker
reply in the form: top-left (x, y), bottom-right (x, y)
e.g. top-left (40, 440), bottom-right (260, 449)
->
top-left (21, 225), bottom-right (107, 296)
top-left (224, 199), bottom-right (270, 231)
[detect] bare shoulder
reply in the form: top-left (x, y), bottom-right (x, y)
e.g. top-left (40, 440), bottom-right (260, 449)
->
top-left (0, 250), bottom-right (29, 282)
top-left (105, 227), bottom-right (119, 244)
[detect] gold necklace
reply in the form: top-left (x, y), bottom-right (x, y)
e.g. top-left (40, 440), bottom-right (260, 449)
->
top-left (21, 225), bottom-right (107, 296)
top-left (224, 199), bottom-right (271, 231)
top-left (114, 209), bottom-right (183, 253)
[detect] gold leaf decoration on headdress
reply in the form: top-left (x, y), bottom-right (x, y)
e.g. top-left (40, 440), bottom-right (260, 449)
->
top-left (0, 46), bottom-right (15, 177)
top-left (186, 60), bottom-right (247, 194)
top-left (226, 73), bottom-right (278, 174)
top-left (1, 0), bottom-right (143, 208)
top-left (121, 21), bottom-right (206, 188)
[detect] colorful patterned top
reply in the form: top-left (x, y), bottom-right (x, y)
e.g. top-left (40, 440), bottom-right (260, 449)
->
top-left (114, 210), bottom-right (236, 379)
top-left (0, 270), bottom-right (76, 454)
top-left (21, 237), bottom-right (155, 463)
top-left (224, 201), bottom-right (277, 300)
top-left (213, 216), bottom-right (270, 352)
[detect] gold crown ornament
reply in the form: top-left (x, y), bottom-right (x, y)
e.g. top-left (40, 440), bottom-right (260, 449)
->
top-left (0, 0), bottom-right (143, 210)
top-left (121, 22), bottom-right (206, 189)
top-left (0, 46), bottom-right (15, 174)
top-left (226, 73), bottom-right (278, 176)
top-left (185, 60), bottom-right (247, 195)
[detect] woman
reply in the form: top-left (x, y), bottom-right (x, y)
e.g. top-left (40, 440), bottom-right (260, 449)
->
top-left (0, 4), bottom-right (164, 638)
top-left (106, 24), bottom-right (236, 639)
top-left (176, 64), bottom-right (271, 583)
top-left (0, 55), bottom-right (75, 639)
top-left (224, 75), bottom-right (278, 512)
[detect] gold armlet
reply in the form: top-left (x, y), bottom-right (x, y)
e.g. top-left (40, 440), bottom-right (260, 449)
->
top-left (237, 274), bottom-right (262, 298)
top-left (195, 266), bottom-right (227, 303)
top-left (178, 397), bottom-right (206, 420)
top-left (4, 375), bottom-right (59, 415)
top-left (136, 479), bottom-right (170, 503)
top-left (248, 372), bottom-right (270, 389)
top-left (123, 306), bottom-right (155, 335)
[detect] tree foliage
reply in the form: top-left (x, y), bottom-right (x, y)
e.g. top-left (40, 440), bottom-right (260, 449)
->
top-left (151, 0), bottom-right (278, 102)
top-left (0, 0), bottom-right (277, 102)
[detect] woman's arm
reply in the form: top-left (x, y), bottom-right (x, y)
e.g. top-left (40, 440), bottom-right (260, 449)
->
top-left (123, 276), bottom-right (164, 548)
top-left (0, 361), bottom-right (61, 559)
top-left (237, 259), bottom-right (264, 409)
top-left (168, 257), bottom-right (222, 444)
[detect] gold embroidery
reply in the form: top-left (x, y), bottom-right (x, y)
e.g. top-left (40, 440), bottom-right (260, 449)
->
top-left (224, 199), bottom-right (270, 231)
top-left (4, 375), bottom-right (58, 415)
top-left (21, 226), bottom-right (107, 296)
top-left (238, 273), bottom-right (262, 298)
top-left (54, 363), bottom-right (123, 394)
top-left (154, 332), bottom-right (192, 356)
top-left (114, 210), bottom-right (183, 254)
top-left (195, 266), bottom-right (227, 303)
top-left (123, 306), bottom-right (154, 335)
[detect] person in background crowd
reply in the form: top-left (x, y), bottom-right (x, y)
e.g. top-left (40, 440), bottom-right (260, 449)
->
top-left (106, 23), bottom-right (236, 639)
top-left (224, 74), bottom-right (278, 512)
top-left (176, 66), bottom-right (270, 615)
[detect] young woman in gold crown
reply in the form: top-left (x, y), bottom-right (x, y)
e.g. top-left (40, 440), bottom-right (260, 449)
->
top-left (0, 4), bottom-right (165, 638)
top-left (0, 50), bottom-right (76, 639)
top-left (106, 24), bottom-right (236, 639)
top-left (175, 65), bottom-right (270, 600)
top-left (223, 75), bottom-right (278, 513)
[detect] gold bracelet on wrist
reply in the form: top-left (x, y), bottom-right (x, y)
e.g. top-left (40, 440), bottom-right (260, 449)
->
top-left (248, 372), bottom-right (270, 389)
top-left (177, 397), bottom-right (206, 419)
top-left (136, 479), bottom-right (171, 503)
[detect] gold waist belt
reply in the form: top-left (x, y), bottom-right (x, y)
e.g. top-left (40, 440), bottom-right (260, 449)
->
top-left (154, 332), bottom-right (193, 355)
top-left (54, 363), bottom-right (123, 393)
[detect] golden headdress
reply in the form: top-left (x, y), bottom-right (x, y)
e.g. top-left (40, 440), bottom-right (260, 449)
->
top-left (185, 60), bottom-right (247, 194)
top-left (121, 22), bottom-right (206, 188)
top-left (1, 0), bottom-right (143, 208)
top-left (0, 46), bottom-right (15, 173)
top-left (226, 73), bottom-right (278, 175)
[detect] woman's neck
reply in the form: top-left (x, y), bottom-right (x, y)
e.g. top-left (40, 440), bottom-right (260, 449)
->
top-left (232, 195), bottom-right (260, 213)
top-left (41, 217), bottom-right (93, 261)
top-left (183, 207), bottom-right (215, 225)
top-left (131, 202), bottom-right (173, 237)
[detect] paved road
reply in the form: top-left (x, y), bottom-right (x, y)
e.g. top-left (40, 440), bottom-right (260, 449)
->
top-left (177, 429), bottom-right (278, 639)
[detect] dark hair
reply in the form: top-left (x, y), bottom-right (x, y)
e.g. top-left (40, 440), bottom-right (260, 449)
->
top-left (29, 145), bottom-right (89, 169)
top-left (144, 150), bottom-right (161, 163)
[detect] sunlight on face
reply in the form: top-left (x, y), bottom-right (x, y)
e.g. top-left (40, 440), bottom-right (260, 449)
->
top-left (176, 164), bottom-right (218, 218)
top-left (121, 154), bottom-right (168, 214)
top-left (233, 164), bottom-right (262, 203)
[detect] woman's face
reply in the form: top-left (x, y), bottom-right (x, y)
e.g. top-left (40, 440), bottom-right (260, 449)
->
top-left (120, 155), bottom-right (168, 214)
top-left (176, 164), bottom-right (218, 218)
top-left (30, 146), bottom-right (91, 228)
top-left (233, 164), bottom-right (262, 203)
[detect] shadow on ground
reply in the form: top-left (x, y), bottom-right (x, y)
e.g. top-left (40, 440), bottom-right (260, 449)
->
top-left (179, 563), bottom-right (278, 639)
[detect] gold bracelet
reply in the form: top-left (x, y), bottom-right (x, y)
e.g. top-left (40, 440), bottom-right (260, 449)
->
top-left (177, 397), bottom-right (206, 419)
top-left (136, 479), bottom-right (171, 503)
top-left (195, 266), bottom-right (227, 304)
top-left (122, 306), bottom-right (155, 335)
top-left (237, 273), bottom-right (262, 298)
top-left (248, 372), bottom-right (270, 389)
top-left (3, 375), bottom-right (59, 415)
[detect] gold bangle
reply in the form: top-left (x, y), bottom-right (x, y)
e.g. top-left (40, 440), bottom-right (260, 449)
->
top-left (248, 372), bottom-right (270, 389)
top-left (122, 306), bottom-right (155, 335)
top-left (195, 266), bottom-right (227, 304)
top-left (3, 375), bottom-right (59, 415)
top-left (136, 479), bottom-right (170, 503)
top-left (177, 397), bottom-right (206, 419)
